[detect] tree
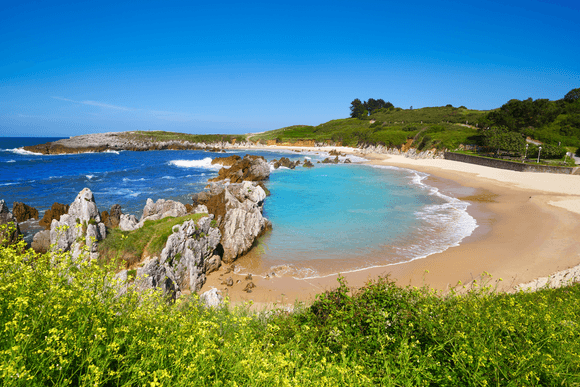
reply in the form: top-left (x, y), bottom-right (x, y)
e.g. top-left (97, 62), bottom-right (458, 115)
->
top-left (482, 126), bottom-right (525, 155)
top-left (350, 99), bottom-right (367, 119)
top-left (564, 88), bottom-right (580, 103)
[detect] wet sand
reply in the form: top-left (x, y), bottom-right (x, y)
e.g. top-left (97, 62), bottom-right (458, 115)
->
top-left (202, 147), bottom-right (580, 308)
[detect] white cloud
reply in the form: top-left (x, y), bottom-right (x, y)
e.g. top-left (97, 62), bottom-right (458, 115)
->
top-left (52, 96), bottom-right (132, 111)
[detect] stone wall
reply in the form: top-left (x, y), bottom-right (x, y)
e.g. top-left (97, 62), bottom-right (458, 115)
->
top-left (444, 152), bottom-right (580, 175)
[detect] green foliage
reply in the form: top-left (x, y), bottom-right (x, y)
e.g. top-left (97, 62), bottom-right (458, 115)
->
top-left (122, 131), bottom-right (247, 144)
top-left (564, 87), bottom-right (580, 103)
top-left (482, 126), bottom-right (526, 155)
top-left (98, 213), bottom-right (207, 268)
top-left (2, 240), bottom-right (580, 386)
top-left (527, 144), bottom-right (567, 160)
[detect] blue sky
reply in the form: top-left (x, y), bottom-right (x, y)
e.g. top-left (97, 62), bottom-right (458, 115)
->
top-left (1, 0), bottom-right (579, 137)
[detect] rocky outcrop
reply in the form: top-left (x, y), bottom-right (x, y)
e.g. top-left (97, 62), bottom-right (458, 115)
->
top-left (119, 214), bottom-right (139, 231)
top-left (209, 155), bottom-right (270, 183)
top-left (303, 159), bottom-right (314, 168)
top-left (321, 156), bottom-right (340, 164)
top-left (271, 157), bottom-right (300, 169)
top-left (211, 155), bottom-right (242, 167)
top-left (140, 198), bottom-right (187, 223)
top-left (117, 215), bottom-right (221, 300)
top-left (39, 203), bottom-right (70, 230)
top-left (21, 132), bottom-right (259, 155)
top-left (118, 198), bottom-right (189, 232)
top-left (357, 144), bottom-right (445, 159)
top-left (196, 181), bottom-right (270, 263)
top-left (0, 200), bottom-right (21, 246)
top-left (101, 204), bottom-right (122, 228)
top-left (12, 202), bottom-right (39, 222)
top-left (50, 188), bottom-right (106, 261)
top-left (31, 230), bottom-right (50, 254)
top-left (329, 149), bottom-right (346, 157)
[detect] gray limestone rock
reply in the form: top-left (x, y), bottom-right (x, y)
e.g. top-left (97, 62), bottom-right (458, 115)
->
top-left (49, 188), bottom-right (106, 260)
top-left (0, 199), bottom-right (21, 245)
top-left (119, 214), bottom-right (139, 231)
top-left (31, 229), bottom-right (51, 253)
top-left (199, 288), bottom-right (223, 308)
top-left (140, 198), bottom-right (187, 223)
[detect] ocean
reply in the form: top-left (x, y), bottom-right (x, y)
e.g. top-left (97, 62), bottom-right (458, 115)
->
top-left (0, 137), bottom-right (477, 278)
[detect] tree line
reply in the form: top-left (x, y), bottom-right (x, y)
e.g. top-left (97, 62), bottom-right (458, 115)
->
top-left (350, 98), bottom-right (394, 119)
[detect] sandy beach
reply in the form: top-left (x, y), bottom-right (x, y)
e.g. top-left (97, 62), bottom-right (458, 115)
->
top-left (203, 145), bottom-right (580, 307)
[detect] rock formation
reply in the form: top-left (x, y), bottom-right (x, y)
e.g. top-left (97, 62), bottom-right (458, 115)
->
top-left (199, 288), bottom-right (224, 307)
top-left (196, 180), bottom-right (271, 263)
top-left (39, 203), bottom-right (70, 230)
top-left (117, 215), bottom-right (222, 300)
top-left (31, 230), bottom-right (50, 254)
top-left (303, 159), bottom-right (314, 168)
top-left (0, 200), bottom-right (21, 246)
top-left (49, 188), bottom-right (106, 261)
top-left (271, 157), bottom-right (300, 169)
top-left (12, 202), bottom-right (39, 222)
top-left (101, 204), bottom-right (122, 228)
top-left (118, 198), bottom-right (189, 232)
top-left (209, 154), bottom-right (270, 183)
top-left (321, 156), bottom-right (340, 164)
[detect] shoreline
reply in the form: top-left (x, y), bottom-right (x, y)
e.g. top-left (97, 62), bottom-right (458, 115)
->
top-left (202, 145), bottom-right (580, 307)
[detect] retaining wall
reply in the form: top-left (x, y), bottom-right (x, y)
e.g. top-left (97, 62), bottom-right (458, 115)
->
top-left (444, 152), bottom-right (580, 175)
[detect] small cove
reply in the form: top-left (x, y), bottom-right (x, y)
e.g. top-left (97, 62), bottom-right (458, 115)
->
top-left (1, 138), bottom-right (477, 277)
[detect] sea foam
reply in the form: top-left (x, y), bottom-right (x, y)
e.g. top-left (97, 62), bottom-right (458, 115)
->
top-left (169, 157), bottom-right (221, 170)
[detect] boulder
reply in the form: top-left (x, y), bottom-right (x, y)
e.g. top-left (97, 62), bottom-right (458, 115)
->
top-left (209, 154), bottom-right (270, 183)
top-left (31, 230), bottom-right (51, 253)
top-left (140, 198), bottom-right (187, 223)
top-left (199, 288), bottom-right (223, 308)
top-left (303, 159), bottom-right (314, 168)
top-left (119, 214), bottom-right (139, 231)
top-left (0, 199), bottom-right (21, 245)
top-left (271, 157), bottom-right (300, 169)
top-left (50, 188), bottom-right (106, 261)
top-left (12, 202), bottom-right (39, 222)
top-left (102, 204), bottom-right (122, 228)
top-left (321, 156), bottom-right (339, 164)
top-left (39, 202), bottom-right (69, 230)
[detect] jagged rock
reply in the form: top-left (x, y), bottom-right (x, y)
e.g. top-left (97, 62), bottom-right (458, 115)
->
top-left (199, 288), bottom-right (223, 308)
top-left (135, 257), bottom-right (176, 301)
top-left (12, 202), bottom-right (39, 222)
top-left (243, 282), bottom-right (256, 292)
top-left (303, 159), bottom-right (314, 168)
top-left (119, 214), bottom-right (139, 231)
top-left (39, 202), bottom-right (69, 230)
top-left (194, 181), bottom-right (271, 263)
top-left (49, 188), bottom-right (106, 260)
top-left (102, 204), bottom-right (122, 228)
top-left (209, 154), bottom-right (270, 183)
top-left (245, 273), bottom-right (253, 280)
top-left (204, 254), bottom-right (221, 274)
top-left (271, 157), bottom-right (300, 169)
top-left (344, 158), bottom-right (352, 163)
top-left (31, 230), bottom-right (50, 253)
top-left (149, 215), bottom-right (222, 295)
top-left (321, 156), bottom-right (339, 164)
top-left (224, 277), bottom-right (234, 286)
top-left (211, 155), bottom-right (241, 167)
top-left (140, 198), bottom-right (187, 223)
top-left (329, 149), bottom-right (346, 157)
top-left (0, 200), bottom-right (21, 245)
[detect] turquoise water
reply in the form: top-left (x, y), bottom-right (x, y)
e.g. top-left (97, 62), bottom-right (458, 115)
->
top-left (241, 164), bottom-right (477, 278)
top-left (1, 138), bottom-right (477, 278)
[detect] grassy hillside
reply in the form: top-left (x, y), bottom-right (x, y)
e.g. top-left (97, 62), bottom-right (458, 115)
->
top-left (2, 235), bottom-right (579, 386)
top-left (251, 106), bottom-right (487, 150)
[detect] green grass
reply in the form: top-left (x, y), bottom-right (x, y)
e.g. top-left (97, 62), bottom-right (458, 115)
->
top-left (250, 107), bottom-right (486, 150)
top-left (2, 234), bottom-right (579, 386)
top-left (98, 213), bottom-right (207, 268)
top-left (120, 131), bottom-right (247, 144)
